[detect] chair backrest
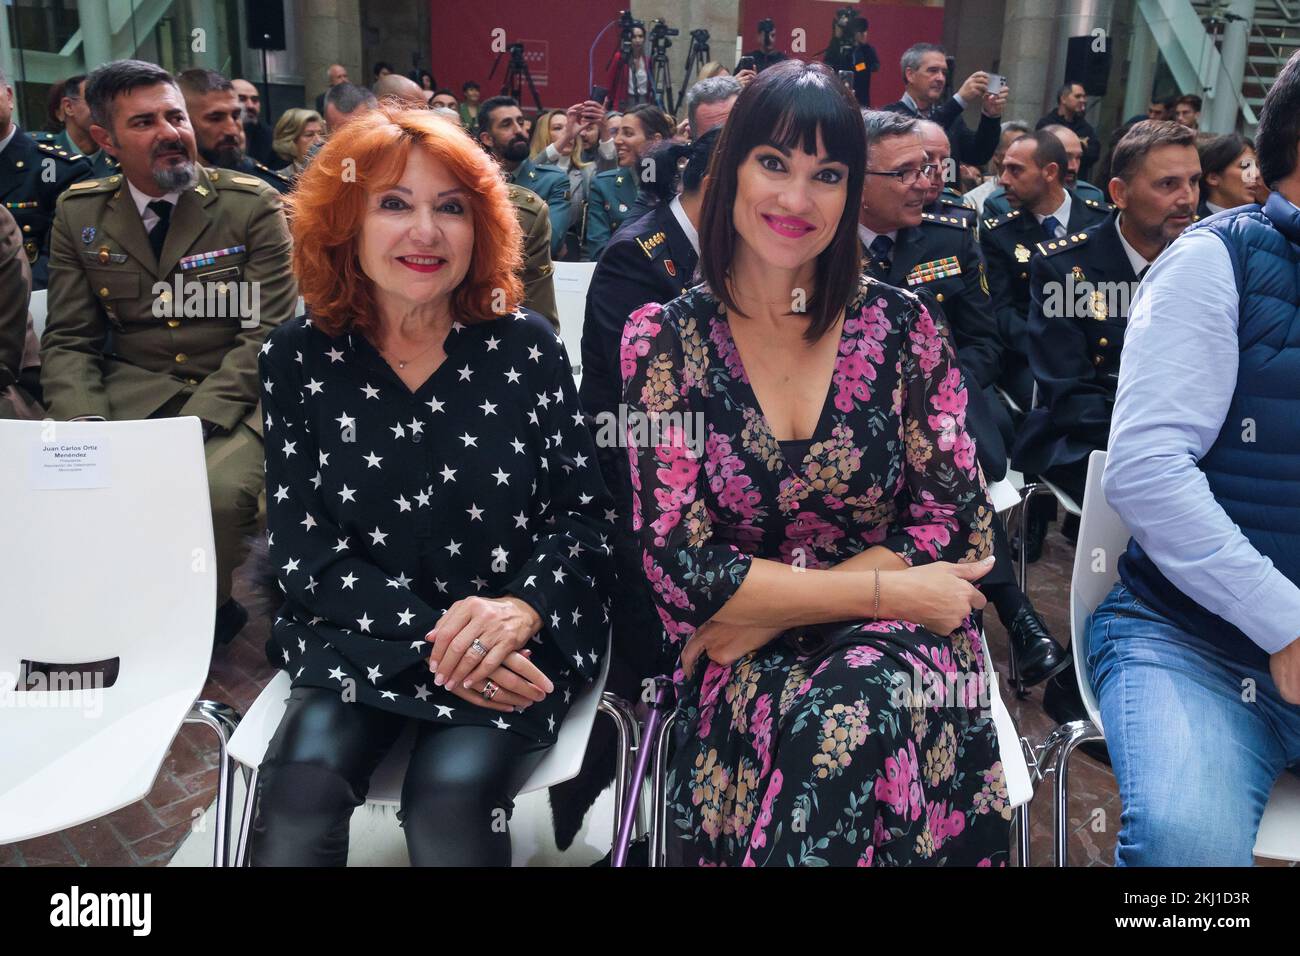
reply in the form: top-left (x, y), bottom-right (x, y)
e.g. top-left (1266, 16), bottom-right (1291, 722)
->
top-left (29, 289), bottom-right (47, 342)
top-left (1068, 450), bottom-right (1131, 731)
top-left (980, 632), bottom-right (1033, 809)
top-left (0, 418), bottom-right (217, 841)
top-left (553, 261), bottom-right (597, 379)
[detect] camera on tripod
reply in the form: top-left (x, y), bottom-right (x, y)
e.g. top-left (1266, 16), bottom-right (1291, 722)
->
top-left (649, 18), bottom-right (678, 51)
top-left (507, 41), bottom-right (526, 61)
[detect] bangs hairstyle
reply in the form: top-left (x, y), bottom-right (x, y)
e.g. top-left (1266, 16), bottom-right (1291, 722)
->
top-left (289, 106), bottom-right (523, 337)
top-left (698, 59), bottom-right (866, 342)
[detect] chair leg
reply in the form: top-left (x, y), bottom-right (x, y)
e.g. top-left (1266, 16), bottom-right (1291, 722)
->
top-left (649, 708), bottom-right (679, 867)
top-left (234, 766), bottom-right (259, 867)
top-left (597, 693), bottom-right (638, 849)
top-left (183, 700), bottom-right (241, 867)
top-left (1046, 719), bottom-right (1105, 867)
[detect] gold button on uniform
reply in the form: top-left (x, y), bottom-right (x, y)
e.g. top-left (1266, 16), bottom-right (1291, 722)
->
top-left (187, 378), bottom-right (198, 385)
top-left (175, 353), bottom-right (188, 364)
top-left (935, 293), bottom-right (945, 303)
top-left (99, 287), bottom-right (109, 297)
top-left (167, 319), bottom-right (180, 328)
top-left (1099, 337), bottom-right (1109, 347)
top-left (22, 224), bottom-right (30, 233)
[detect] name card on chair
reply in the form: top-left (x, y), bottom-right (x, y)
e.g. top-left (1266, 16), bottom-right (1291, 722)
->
top-left (29, 439), bottom-right (111, 490)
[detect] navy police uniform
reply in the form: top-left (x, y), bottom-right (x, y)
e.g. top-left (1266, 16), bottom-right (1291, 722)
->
top-left (0, 127), bottom-right (94, 288)
top-left (979, 193), bottom-right (1111, 409)
top-left (980, 180), bottom-right (1107, 220)
top-left (1011, 214), bottom-right (1140, 501)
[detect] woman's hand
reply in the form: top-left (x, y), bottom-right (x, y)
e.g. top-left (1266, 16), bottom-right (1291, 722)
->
top-left (681, 620), bottom-right (785, 679)
top-left (450, 650), bottom-right (551, 712)
top-left (885, 557), bottom-right (993, 636)
top-left (427, 596), bottom-right (550, 694)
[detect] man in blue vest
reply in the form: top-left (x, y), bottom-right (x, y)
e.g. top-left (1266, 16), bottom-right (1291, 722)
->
top-left (1089, 51), bottom-right (1300, 866)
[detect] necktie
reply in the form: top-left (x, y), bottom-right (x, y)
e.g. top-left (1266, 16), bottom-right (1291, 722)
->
top-left (869, 235), bottom-right (894, 273)
top-left (1041, 215), bottom-right (1064, 239)
top-left (147, 200), bottom-right (173, 261)
top-left (1137, 264), bottom-right (1150, 282)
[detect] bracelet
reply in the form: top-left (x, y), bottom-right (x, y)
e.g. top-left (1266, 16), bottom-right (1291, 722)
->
top-left (872, 568), bottom-right (881, 620)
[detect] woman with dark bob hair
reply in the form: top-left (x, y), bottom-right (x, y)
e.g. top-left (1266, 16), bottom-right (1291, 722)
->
top-left (621, 60), bottom-right (1011, 865)
top-left (250, 106), bottom-right (614, 866)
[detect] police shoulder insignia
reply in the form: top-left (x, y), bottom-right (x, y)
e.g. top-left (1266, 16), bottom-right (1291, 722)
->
top-left (921, 211), bottom-right (967, 230)
top-left (1037, 232), bottom-right (1089, 257)
top-left (984, 209), bottom-right (1020, 230)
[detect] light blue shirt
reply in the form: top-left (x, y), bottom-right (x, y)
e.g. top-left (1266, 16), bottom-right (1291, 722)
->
top-left (1103, 226), bottom-right (1300, 654)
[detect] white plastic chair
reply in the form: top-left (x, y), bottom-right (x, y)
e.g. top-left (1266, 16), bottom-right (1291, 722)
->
top-left (1042, 449), bottom-right (1300, 865)
top-left (980, 631), bottom-right (1037, 865)
top-left (227, 631), bottom-right (637, 865)
top-left (553, 261), bottom-right (597, 385)
top-left (28, 289), bottom-right (47, 342)
top-left (0, 418), bottom-right (238, 865)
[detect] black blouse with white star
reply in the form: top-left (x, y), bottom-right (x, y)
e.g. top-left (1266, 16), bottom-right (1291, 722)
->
top-left (257, 307), bottom-right (615, 743)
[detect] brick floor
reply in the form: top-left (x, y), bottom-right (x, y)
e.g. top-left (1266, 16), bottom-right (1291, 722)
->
top-left (2, 522), bottom-right (1290, 867)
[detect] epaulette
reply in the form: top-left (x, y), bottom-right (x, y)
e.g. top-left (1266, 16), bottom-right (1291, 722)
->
top-left (983, 209), bottom-right (1021, 230)
top-left (508, 183), bottom-right (544, 210)
top-left (938, 195), bottom-right (972, 210)
top-left (254, 160), bottom-right (292, 185)
top-left (1082, 196), bottom-right (1114, 213)
top-left (1036, 231), bottom-right (1090, 256)
top-left (635, 230), bottom-right (667, 259)
top-left (60, 175), bottom-right (121, 197)
top-left (207, 168), bottom-right (272, 192)
top-left (36, 141), bottom-right (84, 162)
top-left (921, 211), bottom-right (969, 230)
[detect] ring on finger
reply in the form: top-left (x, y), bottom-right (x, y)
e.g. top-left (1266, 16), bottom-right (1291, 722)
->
top-left (481, 679), bottom-right (499, 701)
top-left (469, 638), bottom-right (489, 657)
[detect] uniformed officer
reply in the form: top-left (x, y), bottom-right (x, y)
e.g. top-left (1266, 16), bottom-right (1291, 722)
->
top-left (508, 183), bottom-right (559, 328)
top-left (582, 165), bottom-right (640, 260)
top-left (40, 60), bottom-right (298, 645)
top-left (0, 66), bottom-right (94, 288)
top-left (52, 74), bottom-right (120, 179)
top-left (1012, 120), bottom-right (1202, 504)
top-left (477, 96), bottom-right (570, 258)
top-left (981, 123), bottom-right (1106, 219)
top-left (916, 120), bottom-right (977, 229)
top-left (0, 205), bottom-right (32, 419)
top-left (858, 110), bottom-right (1068, 685)
top-left (980, 129), bottom-right (1109, 410)
top-left (178, 69), bottom-right (292, 195)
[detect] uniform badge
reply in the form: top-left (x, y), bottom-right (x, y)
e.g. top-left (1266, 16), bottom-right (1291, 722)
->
top-left (24, 241), bottom-right (37, 263)
top-left (178, 244), bottom-right (247, 271)
top-left (1072, 265), bottom-right (1084, 280)
top-left (665, 258), bottom-right (676, 277)
top-left (195, 184), bottom-right (210, 197)
top-left (1090, 290), bottom-right (1108, 321)
top-left (1014, 244), bottom-right (1031, 263)
top-left (618, 203), bottom-right (628, 213)
top-left (82, 226), bottom-right (96, 245)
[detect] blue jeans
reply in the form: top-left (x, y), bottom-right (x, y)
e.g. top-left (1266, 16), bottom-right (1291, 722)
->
top-left (1087, 583), bottom-right (1300, 866)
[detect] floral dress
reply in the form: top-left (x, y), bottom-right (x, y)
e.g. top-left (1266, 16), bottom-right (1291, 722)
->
top-left (620, 277), bottom-right (1012, 866)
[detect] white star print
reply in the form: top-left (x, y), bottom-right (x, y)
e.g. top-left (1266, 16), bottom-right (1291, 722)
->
top-left (492, 467), bottom-right (510, 485)
top-left (380, 690), bottom-right (398, 701)
top-left (339, 485), bottom-right (356, 503)
top-left (479, 400), bottom-right (498, 416)
top-left (471, 576), bottom-right (487, 590)
top-left (260, 341), bottom-right (273, 355)
top-left (310, 471), bottom-right (322, 490)
top-left (329, 666), bottom-right (345, 682)
top-left (536, 391), bottom-right (551, 409)
top-left (364, 452), bottom-right (383, 468)
top-left (440, 465), bottom-right (457, 482)
top-left (273, 484), bottom-right (289, 503)
top-left (306, 576), bottom-right (318, 593)
top-left (512, 307), bottom-right (527, 320)
top-left (336, 412), bottom-right (355, 430)
top-left (514, 511), bottom-right (529, 529)
top-left (572, 608), bottom-right (583, 625)
top-left (395, 494), bottom-right (411, 512)
top-left (305, 378), bottom-right (323, 395)
top-left (459, 432), bottom-right (478, 447)
top-left (300, 513), bottom-right (317, 531)
top-left (446, 539), bottom-right (462, 556)
top-left (390, 423), bottom-right (406, 439)
top-left (527, 410), bottom-right (539, 426)
top-left (414, 489), bottom-right (430, 507)
top-left (574, 453), bottom-right (588, 468)
top-left (527, 345), bottom-right (542, 363)
top-left (457, 365), bottom-right (473, 381)
top-left (388, 572), bottom-right (413, 589)
top-left (408, 418), bottom-right (424, 435)
top-left (492, 717), bottom-right (511, 730)
top-left (326, 347), bottom-right (344, 363)
top-left (524, 575), bottom-right (537, 588)
top-left (510, 438), bottom-right (526, 454)
top-left (553, 567), bottom-right (567, 583)
top-left (485, 336), bottom-right (501, 351)
top-left (414, 685), bottom-right (431, 701)
top-left (397, 608), bottom-right (415, 626)
top-left (333, 537), bottom-right (349, 553)
top-left (367, 665), bottom-right (382, 683)
top-left (340, 572), bottom-right (358, 589)
top-left (357, 613), bottom-right (373, 632)
top-left (467, 503), bottom-right (484, 521)
top-left (571, 410), bottom-right (585, 426)
top-left (361, 383), bottom-right (380, 399)
top-left (548, 714), bottom-right (556, 733)
top-left (263, 377), bottom-right (273, 394)
top-left (550, 611), bottom-right (561, 629)
top-left (434, 578), bottom-right (448, 593)
top-left (281, 557), bottom-right (300, 574)
top-left (553, 388), bottom-right (564, 404)
top-left (505, 367), bottom-right (522, 384)
top-left (318, 450), bottom-right (330, 467)
top-left (427, 396), bottom-right (445, 413)
top-left (369, 527), bottom-right (389, 546)
top-left (436, 705), bottom-right (454, 718)
top-left (282, 440), bottom-right (297, 457)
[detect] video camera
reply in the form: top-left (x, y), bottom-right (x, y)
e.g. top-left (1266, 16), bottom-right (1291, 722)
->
top-left (649, 18), bottom-right (679, 51)
top-left (617, 10), bottom-right (644, 57)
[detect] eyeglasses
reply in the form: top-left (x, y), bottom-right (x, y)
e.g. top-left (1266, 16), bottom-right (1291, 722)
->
top-left (865, 162), bottom-right (937, 186)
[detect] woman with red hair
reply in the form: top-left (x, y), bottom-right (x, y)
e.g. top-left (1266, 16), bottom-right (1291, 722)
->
top-left (250, 107), bottom-right (614, 866)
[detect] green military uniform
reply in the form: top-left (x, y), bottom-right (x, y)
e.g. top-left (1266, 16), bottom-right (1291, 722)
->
top-left (40, 166), bottom-right (298, 604)
top-left (980, 180), bottom-right (1107, 221)
top-left (506, 157), bottom-right (570, 259)
top-left (0, 205), bottom-right (32, 419)
top-left (52, 128), bottom-right (120, 180)
top-left (509, 184), bottom-right (558, 329)
top-left (582, 167), bottom-right (639, 261)
top-left (0, 127), bottom-right (94, 289)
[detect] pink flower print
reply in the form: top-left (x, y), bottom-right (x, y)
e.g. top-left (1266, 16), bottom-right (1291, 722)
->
top-left (619, 302), bottom-right (664, 382)
top-left (751, 693), bottom-right (774, 777)
top-left (697, 660), bottom-right (730, 737)
top-left (745, 769), bottom-right (784, 858)
top-left (926, 799), bottom-right (967, 850)
top-left (856, 846), bottom-right (875, 867)
top-left (709, 315), bottom-right (749, 383)
top-left (845, 644), bottom-right (883, 668)
top-left (908, 307), bottom-right (943, 376)
top-left (874, 740), bottom-right (923, 821)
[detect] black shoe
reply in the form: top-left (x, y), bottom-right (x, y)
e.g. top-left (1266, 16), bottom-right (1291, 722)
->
top-left (1005, 603), bottom-right (1071, 687)
top-left (1042, 671), bottom-right (1111, 766)
top-left (591, 836), bottom-right (650, 867)
top-left (214, 598), bottom-right (248, 647)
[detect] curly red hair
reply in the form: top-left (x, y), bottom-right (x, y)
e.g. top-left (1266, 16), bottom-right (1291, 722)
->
top-left (288, 106), bottom-right (523, 336)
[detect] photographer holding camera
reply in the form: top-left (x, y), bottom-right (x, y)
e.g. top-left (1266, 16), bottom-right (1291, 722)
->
top-left (604, 16), bottom-right (656, 111)
top-left (739, 18), bottom-right (787, 73)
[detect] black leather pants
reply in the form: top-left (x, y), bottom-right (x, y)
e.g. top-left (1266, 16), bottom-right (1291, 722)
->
top-left (248, 687), bottom-right (547, 867)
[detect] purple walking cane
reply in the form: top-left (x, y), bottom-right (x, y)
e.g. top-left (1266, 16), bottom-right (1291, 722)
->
top-left (611, 676), bottom-right (673, 867)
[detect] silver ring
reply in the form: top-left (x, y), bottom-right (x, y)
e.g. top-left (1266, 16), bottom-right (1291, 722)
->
top-left (468, 639), bottom-right (488, 657)
top-left (481, 679), bottom-right (499, 700)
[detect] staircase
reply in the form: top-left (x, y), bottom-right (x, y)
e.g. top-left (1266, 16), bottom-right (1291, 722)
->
top-left (1188, 0), bottom-right (1300, 126)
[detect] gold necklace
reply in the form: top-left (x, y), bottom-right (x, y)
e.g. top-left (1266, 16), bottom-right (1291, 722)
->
top-left (382, 337), bottom-right (441, 370)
